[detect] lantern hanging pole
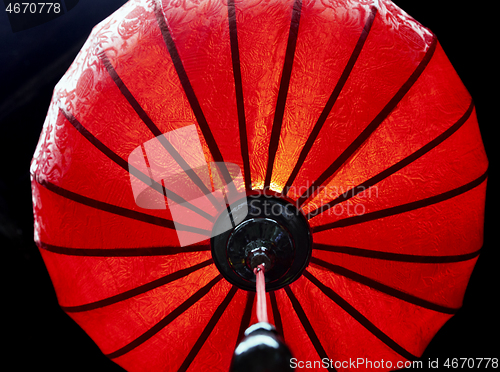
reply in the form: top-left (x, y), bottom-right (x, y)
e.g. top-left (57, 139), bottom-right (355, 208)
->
top-left (253, 263), bottom-right (268, 323)
top-left (231, 262), bottom-right (294, 371)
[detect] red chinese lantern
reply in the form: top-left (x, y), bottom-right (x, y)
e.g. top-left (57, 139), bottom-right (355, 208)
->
top-left (30, 0), bottom-right (488, 371)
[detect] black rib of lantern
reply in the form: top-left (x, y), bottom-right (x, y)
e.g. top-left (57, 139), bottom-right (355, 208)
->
top-left (228, 0), bottom-right (252, 191)
top-left (303, 270), bottom-right (418, 361)
top-left (309, 257), bottom-right (459, 314)
top-left (178, 286), bottom-right (238, 372)
top-left (284, 286), bottom-right (336, 372)
top-left (34, 175), bottom-right (211, 236)
top-left (306, 100), bottom-right (474, 218)
top-left (59, 108), bottom-right (215, 222)
top-left (283, 6), bottom-right (378, 197)
top-left (107, 274), bottom-right (222, 359)
top-left (62, 259), bottom-right (214, 313)
top-left (99, 52), bottom-right (222, 211)
top-left (153, 4), bottom-right (237, 196)
top-left (269, 291), bottom-right (284, 338)
top-left (263, 0), bottom-right (302, 189)
top-left (223, 190), bottom-right (236, 228)
top-left (37, 241), bottom-right (211, 257)
top-left (296, 35), bottom-right (438, 208)
top-left (235, 291), bottom-right (256, 345)
top-left (313, 243), bottom-right (482, 264)
top-left (312, 170), bottom-right (488, 233)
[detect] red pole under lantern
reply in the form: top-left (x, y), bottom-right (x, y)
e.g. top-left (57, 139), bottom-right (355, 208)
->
top-left (31, 0), bottom-right (488, 371)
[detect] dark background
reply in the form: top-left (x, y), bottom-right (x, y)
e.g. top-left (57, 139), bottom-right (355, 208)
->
top-left (2, 1), bottom-right (497, 371)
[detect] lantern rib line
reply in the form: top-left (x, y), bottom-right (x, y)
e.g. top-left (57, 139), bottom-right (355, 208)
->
top-left (312, 170), bottom-right (487, 232)
top-left (235, 291), bottom-right (256, 345)
top-left (153, 3), bottom-right (237, 195)
top-left (228, 0), bottom-right (252, 191)
top-left (36, 241), bottom-right (211, 257)
top-left (178, 286), bottom-right (239, 372)
top-left (309, 257), bottom-right (459, 314)
top-left (61, 259), bottom-right (214, 313)
top-left (269, 290), bottom-right (284, 338)
top-left (34, 175), bottom-right (211, 236)
top-left (283, 6), bottom-right (378, 196)
top-left (296, 34), bottom-right (438, 208)
top-left (306, 100), bottom-right (475, 218)
top-left (313, 243), bottom-right (482, 263)
top-left (58, 108), bottom-right (215, 222)
top-left (106, 274), bottom-right (222, 359)
top-left (303, 270), bottom-right (419, 361)
top-left (263, 0), bottom-right (303, 189)
top-left (99, 52), bottom-right (223, 211)
top-left (284, 286), bottom-right (336, 372)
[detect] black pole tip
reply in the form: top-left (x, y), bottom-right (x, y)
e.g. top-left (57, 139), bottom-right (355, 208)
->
top-left (230, 322), bottom-right (294, 372)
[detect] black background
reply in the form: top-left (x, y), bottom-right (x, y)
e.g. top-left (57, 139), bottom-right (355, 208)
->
top-left (1, 1), bottom-right (497, 371)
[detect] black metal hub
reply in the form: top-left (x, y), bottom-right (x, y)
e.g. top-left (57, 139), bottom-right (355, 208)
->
top-left (211, 193), bottom-right (312, 291)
